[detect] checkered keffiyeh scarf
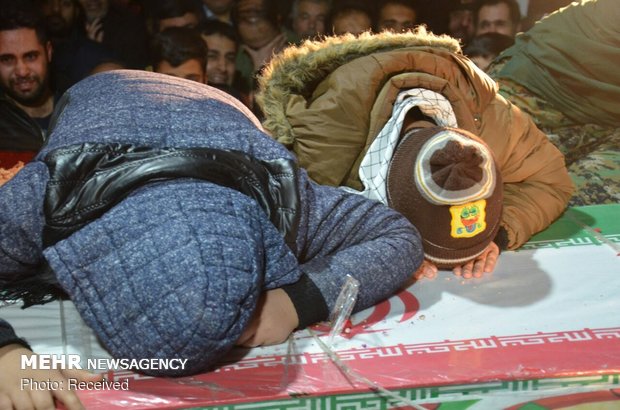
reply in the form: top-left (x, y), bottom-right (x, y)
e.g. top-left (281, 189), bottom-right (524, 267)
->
top-left (348, 89), bottom-right (458, 204)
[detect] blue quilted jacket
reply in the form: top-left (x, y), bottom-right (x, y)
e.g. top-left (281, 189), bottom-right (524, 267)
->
top-left (0, 70), bottom-right (423, 376)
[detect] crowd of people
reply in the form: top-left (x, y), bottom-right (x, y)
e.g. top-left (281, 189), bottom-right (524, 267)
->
top-left (0, 0), bottom-right (618, 409)
top-left (0, 0), bottom-right (571, 133)
top-left (0, 0), bottom-right (584, 189)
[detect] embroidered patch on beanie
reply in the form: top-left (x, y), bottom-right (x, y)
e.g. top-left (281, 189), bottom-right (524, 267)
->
top-left (449, 199), bottom-right (487, 238)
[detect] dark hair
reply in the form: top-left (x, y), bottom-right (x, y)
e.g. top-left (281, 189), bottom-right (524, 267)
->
top-left (150, 26), bottom-right (208, 69)
top-left (147, 0), bottom-right (202, 32)
top-left (0, 0), bottom-right (48, 45)
top-left (463, 32), bottom-right (515, 58)
top-left (475, 0), bottom-right (521, 26)
top-left (201, 18), bottom-right (239, 45)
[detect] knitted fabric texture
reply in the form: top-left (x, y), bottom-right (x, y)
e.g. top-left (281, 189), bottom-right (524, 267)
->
top-left (430, 141), bottom-right (484, 189)
top-left (414, 129), bottom-right (496, 205)
top-left (387, 127), bottom-right (502, 268)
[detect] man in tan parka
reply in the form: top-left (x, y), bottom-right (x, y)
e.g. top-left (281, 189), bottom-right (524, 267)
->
top-left (257, 29), bottom-right (573, 279)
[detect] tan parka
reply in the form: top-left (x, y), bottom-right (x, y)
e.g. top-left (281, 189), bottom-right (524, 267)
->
top-left (258, 30), bottom-right (573, 250)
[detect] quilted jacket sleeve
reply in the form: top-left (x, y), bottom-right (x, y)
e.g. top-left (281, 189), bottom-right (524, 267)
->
top-left (0, 162), bottom-right (46, 276)
top-left (282, 179), bottom-right (424, 328)
top-left (480, 95), bottom-right (574, 249)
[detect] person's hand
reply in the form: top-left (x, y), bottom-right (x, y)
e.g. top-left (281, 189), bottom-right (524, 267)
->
top-left (413, 242), bottom-right (500, 280)
top-left (414, 259), bottom-right (438, 280)
top-left (236, 288), bottom-right (299, 347)
top-left (0, 344), bottom-right (102, 410)
top-left (85, 18), bottom-right (104, 42)
top-left (452, 241), bottom-right (500, 279)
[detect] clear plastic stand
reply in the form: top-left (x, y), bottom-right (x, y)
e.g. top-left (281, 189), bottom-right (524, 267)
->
top-left (310, 276), bottom-right (427, 410)
top-left (327, 274), bottom-right (360, 347)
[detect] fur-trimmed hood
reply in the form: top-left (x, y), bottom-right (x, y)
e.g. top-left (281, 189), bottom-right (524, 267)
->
top-left (258, 29), bottom-right (462, 145)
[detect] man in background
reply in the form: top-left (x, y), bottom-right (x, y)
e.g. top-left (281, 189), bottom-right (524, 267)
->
top-left (150, 26), bottom-right (208, 84)
top-left (475, 0), bottom-right (521, 38)
top-left (35, 0), bottom-right (123, 93)
top-left (446, 0), bottom-right (476, 45)
top-left (376, 0), bottom-right (419, 33)
top-left (328, 2), bottom-right (374, 36)
top-left (0, 1), bottom-right (54, 168)
top-left (233, 0), bottom-right (297, 113)
top-left (78, 0), bottom-right (149, 68)
top-left (148, 0), bottom-right (203, 33)
top-left (289, 0), bottom-right (329, 40)
top-left (202, 19), bottom-right (238, 90)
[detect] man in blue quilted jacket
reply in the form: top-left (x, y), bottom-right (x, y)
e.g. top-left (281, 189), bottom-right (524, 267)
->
top-left (0, 70), bottom-right (423, 409)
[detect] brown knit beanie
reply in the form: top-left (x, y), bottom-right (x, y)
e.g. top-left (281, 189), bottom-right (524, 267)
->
top-left (387, 126), bottom-right (503, 268)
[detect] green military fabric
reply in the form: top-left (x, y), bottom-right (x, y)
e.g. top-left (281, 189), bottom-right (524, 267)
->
top-left (488, 4), bottom-right (620, 207)
top-left (490, 0), bottom-right (620, 127)
top-left (491, 73), bottom-right (620, 207)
